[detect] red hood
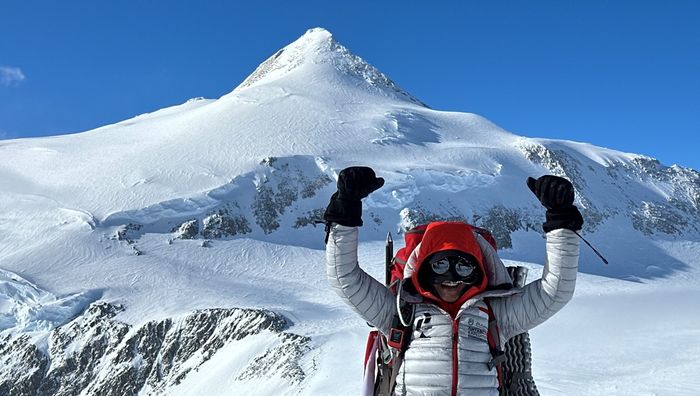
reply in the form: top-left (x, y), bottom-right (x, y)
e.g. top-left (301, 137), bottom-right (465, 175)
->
top-left (410, 222), bottom-right (489, 315)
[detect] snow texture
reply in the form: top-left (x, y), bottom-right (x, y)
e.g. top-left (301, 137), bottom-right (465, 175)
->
top-left (0, 27), bottom-right (699, 395)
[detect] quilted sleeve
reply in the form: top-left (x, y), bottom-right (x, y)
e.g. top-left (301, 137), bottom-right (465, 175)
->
top-left (492, 228), bottom-right (580, 341)
top-left (326, 224), bottom-right (397, 336)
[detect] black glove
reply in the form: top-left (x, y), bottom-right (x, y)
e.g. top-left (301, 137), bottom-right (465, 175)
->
top-left (324, 167), bottom-right (384, 227)
top-left (527, 175), bottom-right (583, 232)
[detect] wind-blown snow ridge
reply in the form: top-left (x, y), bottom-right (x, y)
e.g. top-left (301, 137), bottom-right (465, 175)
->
top-left (0, 269), bottom-right (100, 334)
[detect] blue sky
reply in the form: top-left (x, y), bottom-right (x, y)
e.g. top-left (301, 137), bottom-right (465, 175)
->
top-left (1, 1), bottom-right (698, 170)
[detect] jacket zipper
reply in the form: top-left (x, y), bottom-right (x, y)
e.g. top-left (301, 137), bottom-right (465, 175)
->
top-left (452, 319), bottom-right (459, 396)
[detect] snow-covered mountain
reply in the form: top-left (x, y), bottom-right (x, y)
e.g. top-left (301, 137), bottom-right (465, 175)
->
top-left (1, 28), bottom-right (699, 395)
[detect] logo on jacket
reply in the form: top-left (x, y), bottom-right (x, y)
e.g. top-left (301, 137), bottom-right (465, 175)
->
top-left (414, 313), bottom-right (432, 338)
top-left (467, 317), bottom-right (488, 341)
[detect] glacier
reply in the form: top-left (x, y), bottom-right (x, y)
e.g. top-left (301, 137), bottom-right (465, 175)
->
top-left (0, 27), bottom-right (699, 395)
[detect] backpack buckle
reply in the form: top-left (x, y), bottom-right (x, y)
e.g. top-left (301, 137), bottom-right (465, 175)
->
top-left (387, 327), bottom-right (405, 349)
top-left (488, 350), bottom-right (507, 371)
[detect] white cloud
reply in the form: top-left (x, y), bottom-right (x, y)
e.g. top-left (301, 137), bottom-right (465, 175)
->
top-left (0, 66), bottom-right (26, 86)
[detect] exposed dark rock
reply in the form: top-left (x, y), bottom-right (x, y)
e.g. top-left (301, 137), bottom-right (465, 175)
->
top-left (299, 173), bottom-right (333, 199)
top-left (252, 184), bottom-right (282, 234)
top-left (113, 223), bottom-right (143, 244)
top-left (172, 219), bottom-right (199, 239)
top-left (631, 201), bottom-right (691, 236)
top-left (520, 143), bottom-right (606, 231)
top-left (607, 157), bottom-right (700, 235)
top-left (39, 302), bottom-right (129, 396)
top-left (293, 208), bottom-right (325, 229)
top-left (236, 332), bottom-right (311, 384)
top-left (252, 157), bottom-right (333, 234)
top-left (523, 142), bottom-right (700, 237)
top-left (0, 302), bottom-right (312, 396)
top-left (400, 203), bottom-right (541, 249)
top-left (472, 205), bottom-right (539, 249)
top-left (0, 334), bottom-right (50, 396)
top-left (399, 204), bottom-right (467, 231)
top-left (202, 209), bottom-right (252, 239)
top-left (521, 144), bottom-right (587, 189)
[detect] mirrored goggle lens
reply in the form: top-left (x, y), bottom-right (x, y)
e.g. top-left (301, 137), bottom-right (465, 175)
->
top-left (430, 257), bottom-right (476, 277)
top-left (430, 258), bottom-right (451, 274)
top-left (454, 260), bottom-right (476, 277)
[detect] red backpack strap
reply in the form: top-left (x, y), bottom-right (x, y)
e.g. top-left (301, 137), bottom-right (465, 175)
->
top-left (390, 224), bottom-right (429, 287)
top-left (483, 299), bottom-right (506, 389)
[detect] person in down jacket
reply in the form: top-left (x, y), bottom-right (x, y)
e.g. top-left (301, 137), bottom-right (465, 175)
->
top-left (324, 167), bottom-right (583, 396)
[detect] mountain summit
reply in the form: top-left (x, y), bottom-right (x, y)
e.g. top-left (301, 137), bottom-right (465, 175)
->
top-left (234, 28), bottom-right (426, 106)
top-left (0, 26), bottom-right (697, 277)
top-left (0, 26), bottom-right (699, 396)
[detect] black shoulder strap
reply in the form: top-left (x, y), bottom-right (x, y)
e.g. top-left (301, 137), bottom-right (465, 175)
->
top-left (484, 299), bottom-right (507, 388)
top-left (374, 302), bottom-right (413, 396)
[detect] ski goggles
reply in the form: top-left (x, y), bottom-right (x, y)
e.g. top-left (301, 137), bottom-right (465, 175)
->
top-left (429, 255), bottom-right (477, 278)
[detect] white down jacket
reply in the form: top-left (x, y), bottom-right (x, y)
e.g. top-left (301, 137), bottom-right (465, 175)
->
top-left (326, 223), bottom-right (580, 396)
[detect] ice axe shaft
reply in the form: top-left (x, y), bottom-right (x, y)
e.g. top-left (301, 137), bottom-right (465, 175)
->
top-left (574, 230), bottom-right (609, 265)
top-left (385, 232), bottom-right (393, 286)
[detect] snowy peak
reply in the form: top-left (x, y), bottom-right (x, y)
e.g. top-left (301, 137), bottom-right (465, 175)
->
top-left (234, 27), bottom-right (426, 106)
top-left (234, 28), bottom-right (332, 90)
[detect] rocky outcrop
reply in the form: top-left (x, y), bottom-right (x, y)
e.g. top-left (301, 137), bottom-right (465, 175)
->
top-left (235, 333), bottom-right (310, 385)
top-left (602, 156), bottom-right (700, 235)
top-left (520, 143), bottom-right (607, 230)
top-left (0, 302), bottom-right (311, 396)
top-left (632, 201), bottom-right (692, 236)
top-left (387, 142), bottom-right (700, 249)
top-left (399, 205), bottom-right (465, 231)
top-left (0, 335), bottom-right (49, 396)
top-left (111, 223), bottom-right (144, 255)
top-left (102, 156), bottom-right (333, 245)
top-left (113, 223), bottom-right (143, 244)
top-left (399, 204), bottom-right (540, 249)
top-left (202, 207), bottom-right (252, 239)
top-left (100, 143), bottom-right (698, 254)
top-left (521, 143), bottom-right (700, 237)
top-left (293, 208), bottom-right (326, 229)
top-left (472, 205), bottom-right (539, 249)
top-left (252, 157), bottom-right (332, 234)
top-left (613, 157), bottom-right (700, 217)
top-left (172, 219), bottom-right (199, 239)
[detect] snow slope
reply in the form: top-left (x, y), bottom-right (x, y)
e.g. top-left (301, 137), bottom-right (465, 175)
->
top-left (0, 27), bottom-right (699, 395)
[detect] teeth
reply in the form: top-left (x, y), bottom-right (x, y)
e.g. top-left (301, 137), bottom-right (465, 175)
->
top-left (441, 281), bottom-right (460, 287)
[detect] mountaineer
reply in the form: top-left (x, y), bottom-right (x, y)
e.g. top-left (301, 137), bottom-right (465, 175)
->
top-left (325, 167), bottom-right (582, 395)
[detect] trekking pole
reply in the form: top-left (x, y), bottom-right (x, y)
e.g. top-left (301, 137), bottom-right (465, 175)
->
top-left (385, 232), bottom-right (393, 286)
top-left (573, 230), bottom-right (609, 265)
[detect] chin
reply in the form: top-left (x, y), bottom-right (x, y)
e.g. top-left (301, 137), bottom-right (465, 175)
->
top-left (435, 285), bottom-right (468, 303)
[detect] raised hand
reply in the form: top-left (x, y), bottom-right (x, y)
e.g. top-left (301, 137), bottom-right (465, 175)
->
top-left (324, 167), bottom-right (384, 228)
top-left (337, 166), bottom-right (385, 201)
top-left (526, 175), bottom-right (583, 232)
top-left (526, 175), bottom-right (575, 210)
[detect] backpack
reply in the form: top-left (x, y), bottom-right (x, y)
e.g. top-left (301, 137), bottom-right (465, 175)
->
top-left (363, 222), bottom-right (540, 396)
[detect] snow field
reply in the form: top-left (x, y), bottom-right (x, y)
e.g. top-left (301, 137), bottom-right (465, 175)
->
top-left (1, 26), bottom-right (699, 395)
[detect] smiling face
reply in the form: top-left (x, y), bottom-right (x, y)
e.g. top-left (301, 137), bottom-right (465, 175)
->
top-left (409, 223), bottom-right (490, 308)
top-left (433, 280), bottom-right (469, 303)
top-left (417, 250), bottom-right (484, 304)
